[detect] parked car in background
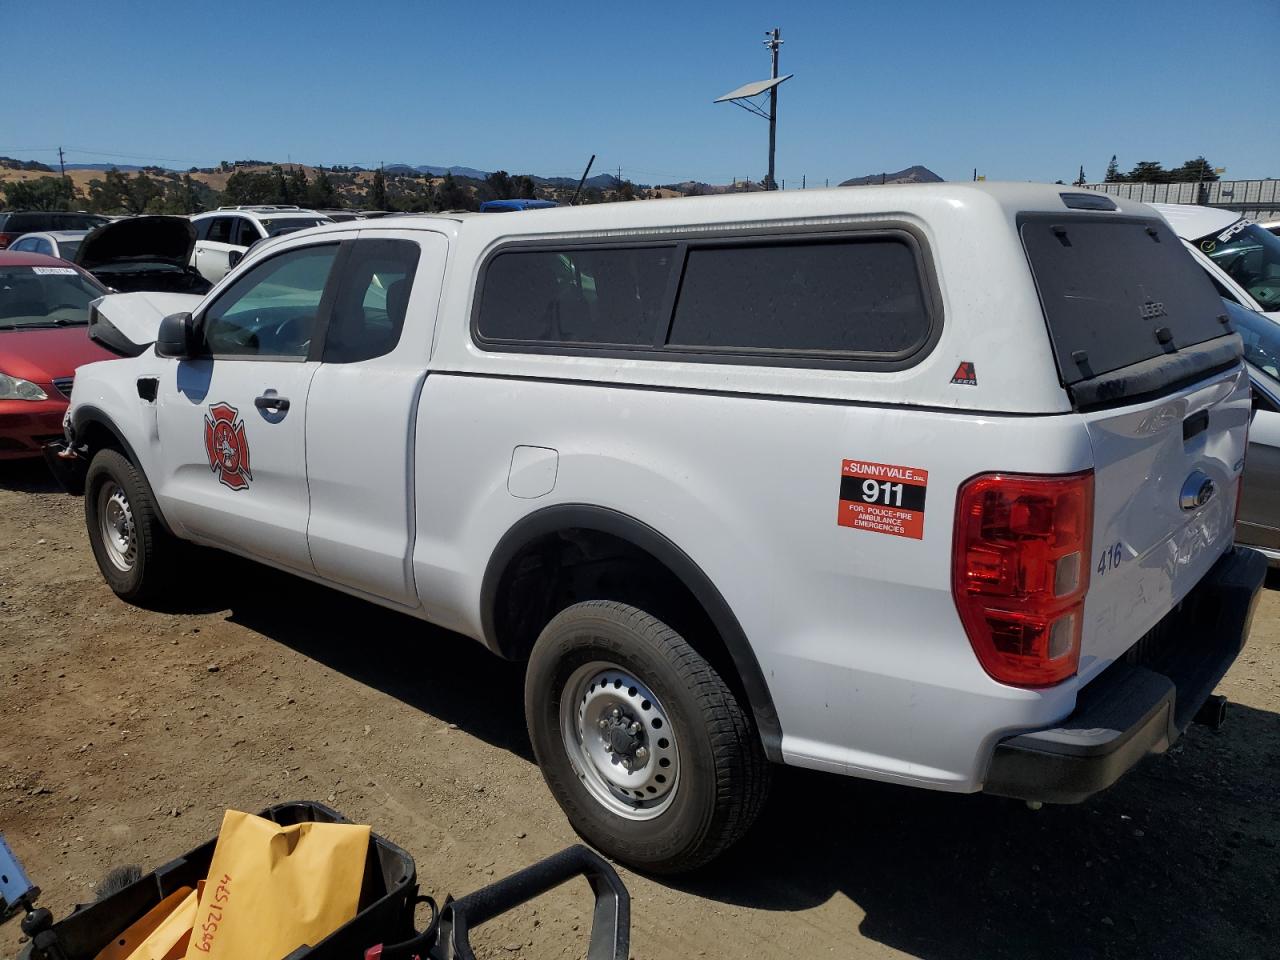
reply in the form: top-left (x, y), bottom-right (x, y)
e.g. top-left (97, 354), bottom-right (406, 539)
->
top-left (1223, 298), bottom-right (1280, 564)
top-left (0, 251), bottom-right (115, 459)
top-left (76, 216), bottom-right (212, 295)
top-left (0, 211), bottom-right (109, 250)
top-left (8, 230), bottom-right (90, 261)
top-left (189, 206), bottom-right (333, 285)
top-left (1152, 203), bottom-right (1280, 319)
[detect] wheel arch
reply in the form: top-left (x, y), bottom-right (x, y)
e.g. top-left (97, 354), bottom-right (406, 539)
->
top-left (481, 503), bottom-right (782, 761)
top-left (73, 404), bottom-right (176, 536)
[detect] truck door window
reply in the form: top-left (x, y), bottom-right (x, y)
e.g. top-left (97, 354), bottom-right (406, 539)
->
top-left (201, 244), bottom-right (339, 359)
top-left (322, 238), bottom-right (421, 363)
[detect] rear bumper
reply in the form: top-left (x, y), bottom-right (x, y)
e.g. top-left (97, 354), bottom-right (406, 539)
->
top-left (982, 546), bottom-right (1267, 804)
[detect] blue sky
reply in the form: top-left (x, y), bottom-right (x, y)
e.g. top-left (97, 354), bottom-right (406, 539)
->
top-left (6, 0), bottom-right (1278, 186)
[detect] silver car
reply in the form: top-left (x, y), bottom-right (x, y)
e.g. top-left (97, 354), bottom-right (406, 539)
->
top-left (7, 230), bottom-right (90, 261)
top-left (1231, 300), bottom-right (1280, 563)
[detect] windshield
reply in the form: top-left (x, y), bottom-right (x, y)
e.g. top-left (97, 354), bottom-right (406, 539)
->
top-left (0, 265), bottom-right (103, 328)
top-left (259, 217), bottom-right (329, 238)
top-left (1229, 299), bottom-right (1280, 379)
top-left (1194, 220), bottom-right (1280, 312)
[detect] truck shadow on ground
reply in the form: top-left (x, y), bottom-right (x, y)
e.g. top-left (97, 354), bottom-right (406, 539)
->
top-left (221, 559), bottom-right (1276, 960)
top-left (224, 559), bottom-right (532, 760)
top-left (0, 458), bottom-right (63, 493)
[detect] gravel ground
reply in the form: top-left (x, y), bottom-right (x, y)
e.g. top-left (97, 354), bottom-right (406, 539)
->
top-left (1, 459), bottom-right (1277, 960)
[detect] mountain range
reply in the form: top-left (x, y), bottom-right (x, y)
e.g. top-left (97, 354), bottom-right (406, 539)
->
top-left (839, 165), bottom-right (942, 187)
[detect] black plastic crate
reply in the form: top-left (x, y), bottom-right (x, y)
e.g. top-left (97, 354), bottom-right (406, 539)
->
top-left (25, 801), bottom-right (416, 960)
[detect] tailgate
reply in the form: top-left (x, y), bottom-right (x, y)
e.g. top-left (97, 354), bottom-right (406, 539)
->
top-left (1019, 208), bottom-right (1253, 677)
top-left (1079, 365), bottom-right (1250, 673)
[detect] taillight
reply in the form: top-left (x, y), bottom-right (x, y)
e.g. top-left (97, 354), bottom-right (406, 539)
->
top-left (952, 471), bottom-right (1094, 687)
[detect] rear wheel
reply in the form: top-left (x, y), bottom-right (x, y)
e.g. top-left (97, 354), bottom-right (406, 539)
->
top-left (84, 448), bottom-right (180, 605)
top-left (525, 600), bottom-right (770, 874)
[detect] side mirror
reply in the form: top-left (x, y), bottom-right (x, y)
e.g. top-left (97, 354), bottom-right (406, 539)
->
top-left (227, 249), bottom-right (245, 269)
top-left (155, 312), bottom-right (199, 359)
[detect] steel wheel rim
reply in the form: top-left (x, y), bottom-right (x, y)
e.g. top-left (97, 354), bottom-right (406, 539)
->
top-left (560, 661), bottom-right (680, 821)
top-left (97, 481), bottom-right (136, 572)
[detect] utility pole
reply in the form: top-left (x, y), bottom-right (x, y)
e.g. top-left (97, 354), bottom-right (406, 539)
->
top-left (57, 146), bottom-right (66, 177)
top-left (802, 174), bottom-right (806, 189)
top-left (764, 27), bottom-right (782, 191)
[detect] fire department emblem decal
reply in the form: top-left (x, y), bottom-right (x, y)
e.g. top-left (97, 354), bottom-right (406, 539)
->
top-left (203, 402), bottom-right (253, 491)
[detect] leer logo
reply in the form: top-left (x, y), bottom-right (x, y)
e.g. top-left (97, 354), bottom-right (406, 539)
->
top-left (204, 402), bottom-right (253, 491)
top-left (950, 361), bottom-right (977, 386)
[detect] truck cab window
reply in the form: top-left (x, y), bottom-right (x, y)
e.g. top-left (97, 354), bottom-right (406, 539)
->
top-left (322, 238), bottom-right (421, 363)
top-left (201, 244), bottom-right (338, 359)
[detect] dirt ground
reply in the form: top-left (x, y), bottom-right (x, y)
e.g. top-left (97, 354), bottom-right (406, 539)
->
top-left (2, 459), bottom-right (1277, 960)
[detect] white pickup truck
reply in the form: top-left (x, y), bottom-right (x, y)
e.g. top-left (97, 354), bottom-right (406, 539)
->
top-left (50, 183), bottom-right (1266, 873)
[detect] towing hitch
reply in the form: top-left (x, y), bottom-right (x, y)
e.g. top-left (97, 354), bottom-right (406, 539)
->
top-left (1192, 694), bottom-right (1228, 731)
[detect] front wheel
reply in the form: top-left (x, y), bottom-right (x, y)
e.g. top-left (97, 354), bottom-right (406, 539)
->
top-left (525, 601), bottom-right (770, 874)
top-left (84, 448), bottom-right (180, 605)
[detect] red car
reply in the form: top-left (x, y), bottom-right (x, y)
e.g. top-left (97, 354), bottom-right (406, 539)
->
top-left (0, 251), bottom-right (117, 459)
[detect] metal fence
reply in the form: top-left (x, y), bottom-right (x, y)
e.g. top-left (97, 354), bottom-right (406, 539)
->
top-left (1081, 179), bottom-right (1280, 221)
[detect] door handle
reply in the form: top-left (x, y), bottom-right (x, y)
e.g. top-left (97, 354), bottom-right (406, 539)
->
top-left (254, 394), bottom-right (290, 412)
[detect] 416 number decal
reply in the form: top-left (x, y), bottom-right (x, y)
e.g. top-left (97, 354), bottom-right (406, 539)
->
top-left (1096, 542), bottom-right (1123, 577)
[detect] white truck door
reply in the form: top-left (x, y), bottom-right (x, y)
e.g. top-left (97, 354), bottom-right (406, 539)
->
top-left (154, 237), bottom-right (352, 574)
top-left (304, 230), bottom-right (448, 606)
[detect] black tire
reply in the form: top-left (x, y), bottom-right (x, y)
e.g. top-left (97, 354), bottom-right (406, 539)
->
top-left (84, 448), bottom-right (181, 605)
top-left (525, 600), bottom-right (770, 874)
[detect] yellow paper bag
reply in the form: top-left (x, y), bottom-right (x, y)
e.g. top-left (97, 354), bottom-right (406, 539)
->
top-left (184, 810), bottom-right (370, 960)
top-left (93, 886), bottom-right (194, 960)
top-left (122, 886), bottom-right (198, 960)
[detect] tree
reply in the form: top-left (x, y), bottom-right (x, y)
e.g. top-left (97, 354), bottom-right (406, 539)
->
top-left (1172, 156), bottom-right (1218, 182)
top-left (1104, 155), bottom-right (1121, 182)
top-left (286, 166), bottom-right (309, 204)
top-left (370, 167), bottom-right (389, 209)
top-left (510, 174), bottom-right (536, 199)
top-left (307, 167), bottom-right (338, 208)
top-left (615, 180), bottom-right (638, 201)
top-left (123, 172), bottom-right (162, 214)
top-left (485, 170), bottom-right (514, 200)
top-left (2, 176), bottom-right (74, 211)
top-left (87, 167), bottom-right (132, 212)
top-left (1125, 161), bottom-right (1169, 184)
top-left (435, 172), bottom-right (470, 211)
top-left (224, 169), bottom-right (275, 205)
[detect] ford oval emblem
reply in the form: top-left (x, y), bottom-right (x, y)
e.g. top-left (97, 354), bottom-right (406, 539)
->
top-left (1179, 472), bottom-right (1216, 511)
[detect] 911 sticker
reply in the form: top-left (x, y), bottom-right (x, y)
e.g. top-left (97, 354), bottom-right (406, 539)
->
top-left (838, 460), bottom-right (928, 540)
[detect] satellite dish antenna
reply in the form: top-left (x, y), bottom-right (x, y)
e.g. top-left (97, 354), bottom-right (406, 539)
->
top-left (714, 28), bottom-right (790, 190)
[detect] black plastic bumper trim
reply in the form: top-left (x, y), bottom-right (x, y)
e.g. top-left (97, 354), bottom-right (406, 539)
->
top-left (983, 546), bottom-right (1267, 804)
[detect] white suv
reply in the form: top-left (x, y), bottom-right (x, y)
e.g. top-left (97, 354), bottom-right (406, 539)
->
top-left (53, 184), bottom-right (1266, 873)
top-left (189, 206), bottom-right (332, 285)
